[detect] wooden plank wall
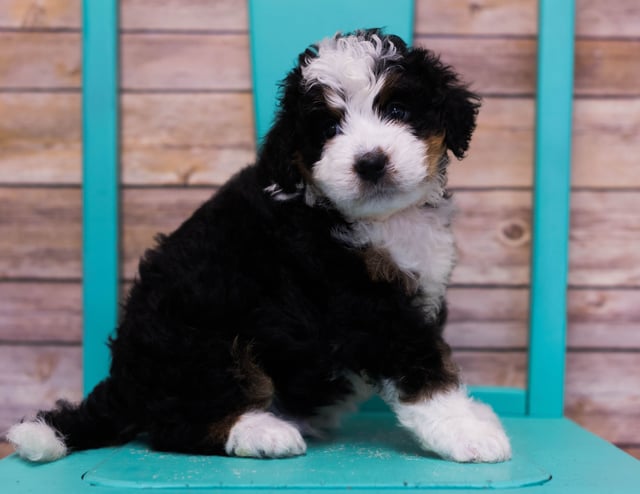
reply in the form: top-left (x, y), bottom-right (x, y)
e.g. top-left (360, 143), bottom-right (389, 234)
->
top-left (0, 0), bottom-right (639, 459)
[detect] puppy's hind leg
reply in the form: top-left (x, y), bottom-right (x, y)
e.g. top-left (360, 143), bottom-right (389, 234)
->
top-left (150, 340), bottom-right (306, 458)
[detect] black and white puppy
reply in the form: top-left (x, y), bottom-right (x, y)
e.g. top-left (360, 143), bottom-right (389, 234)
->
top-left (8, 29), bottom-right (511, 464)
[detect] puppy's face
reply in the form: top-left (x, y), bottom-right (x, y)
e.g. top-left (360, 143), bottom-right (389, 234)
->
top-left (264, 29), bottom-right (479, 220)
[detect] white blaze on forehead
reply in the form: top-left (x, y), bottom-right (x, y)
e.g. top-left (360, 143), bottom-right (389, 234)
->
top-left (301, 34), bottom-right (401, 110)
top-left (300, 33), bottom-right (445, 220)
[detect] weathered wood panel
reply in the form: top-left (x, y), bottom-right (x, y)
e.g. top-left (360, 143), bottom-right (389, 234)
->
top-left (576, 0), bottom-right (640, 37)
top-left (0, 0), bottom-right (79, 28)
top-left (565, 352), bottom-right (640, 445)
top-left (451, 97), bottom-right (533, 188)
top-left (574, 40), bottom-right (640, 96)
top-left (0, 440), bottom-right (13, 459)
top-left (449, 288), bottom-right (640, 350)
top-left (0, 32), bottom-right (249, 91)
top-left (4, 0), bottom-right (637, 38)
top-left (425, 38), bottom-right (640, 97)
top-left (0, 92), bottom-right (255, 186)
top-left (3, 283), bottom-right (640, 352)
top-left (566, 290), bottom-right (640, 349)
top-left (120, 0), bottom-right (248, 31)
top-left (0, 0), bottom-right (246, 31)
top-left (3, 188), bottom-right (639, 286)
top-left (0, 93), bottom-right (81, 184)
top-left (1, 93), bottom-right (635, 189)
top-left (0, 282), bottom-right (80, 342)
top-left (452, 190), bottom-right (532, 285)
top-left (447, 288), bottom-right (528, 348)
top-left (2, 94), bottom-right (639, 188)
top-left (0, 439), bottom-right (13, 459)
top-left (0, 187), bottom-right (81, 279)
top-left (418, 0), bottom-right (640, 37)
top-left (415, 0), bottom-right (537, 36)
top-left (572, 98), bottom-right (640, 189)
top-left (625, 447), bottom-right (640, 460)
top-left (419, 37), bottom-right (536, 95)
top-left (570, 191), bottom-right (640, 286)
top-left (120, 93), bottom-right (256, 185)
top-left (0, 32), bottom-right (80, 89)
top-left (4, 32), bottom-right (640, 97)
top-left (0, 345), bottom-right (82, 429)
top-left (120, 33), bottom-right (250, 91)
top-left (1, 346), bottom-right (637, 445)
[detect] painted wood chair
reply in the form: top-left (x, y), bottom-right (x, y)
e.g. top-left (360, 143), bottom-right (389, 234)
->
top-left (1, 0), bottom-right (639, 492)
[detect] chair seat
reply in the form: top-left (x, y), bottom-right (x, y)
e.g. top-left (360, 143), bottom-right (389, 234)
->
top-left (2, 413), bottom-right (639, 493)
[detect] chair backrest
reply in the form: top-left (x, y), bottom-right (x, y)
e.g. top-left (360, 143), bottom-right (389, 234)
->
top-left (249, 0), bottom-right (415, 143)
top-left (82, 0), bottom-right (119, 395)
top-left (527, 0), bottom-right (576, 418)
top-left (81, 0), bottom-right (576, 418)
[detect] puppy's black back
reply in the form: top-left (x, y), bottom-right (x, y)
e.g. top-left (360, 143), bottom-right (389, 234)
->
top-left (99, 164), bottom-right (449, 450)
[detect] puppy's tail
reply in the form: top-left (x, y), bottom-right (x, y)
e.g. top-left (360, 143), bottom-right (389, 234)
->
top-left (6, 379), bottom-right (136, 462)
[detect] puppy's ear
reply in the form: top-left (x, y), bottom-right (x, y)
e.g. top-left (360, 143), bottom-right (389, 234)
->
top-left (405, 48), bottom-right (481, 160)
top-left (257, 68), bottom-right (304, 192)
top-left (441, 83), bottom-right (481, 160)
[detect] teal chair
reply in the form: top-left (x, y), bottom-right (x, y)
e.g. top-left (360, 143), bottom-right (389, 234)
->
top-left (2, 0), bottom-right (639, 491)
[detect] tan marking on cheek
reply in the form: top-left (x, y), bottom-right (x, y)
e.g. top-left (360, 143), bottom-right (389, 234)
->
top-left (425, 134), bottom-right (447, 178)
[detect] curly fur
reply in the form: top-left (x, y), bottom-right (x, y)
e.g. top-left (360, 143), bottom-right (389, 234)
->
top-left (7, 29), bottom-right (510, 464)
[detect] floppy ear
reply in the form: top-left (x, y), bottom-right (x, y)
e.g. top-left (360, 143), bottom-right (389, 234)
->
top-left (404, 48), bottom-right (480, 160)
top-left (256, 67), bottom-right (305, 192)
top-left (442, 84), bottom-right (481, 160)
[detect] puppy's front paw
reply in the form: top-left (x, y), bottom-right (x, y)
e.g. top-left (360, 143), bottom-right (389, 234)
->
top-left (385, 384), bottom-right (511, 463)
top-left (430, 413), bottom-right (512, 463)
top-left (225, 411), bottom-right (306, 458)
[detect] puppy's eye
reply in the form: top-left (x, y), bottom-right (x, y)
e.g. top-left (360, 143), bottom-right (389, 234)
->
top-left (323, 121), bottom-right (341, 139)
top-left (385, 103), bottom-right (410, 122)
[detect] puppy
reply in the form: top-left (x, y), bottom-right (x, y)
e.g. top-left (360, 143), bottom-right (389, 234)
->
top-left (7, 29), bottom-right (511, 464)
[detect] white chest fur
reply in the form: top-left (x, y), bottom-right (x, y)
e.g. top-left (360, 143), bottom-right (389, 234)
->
top-left (344, 200), bottom-right (457, 318)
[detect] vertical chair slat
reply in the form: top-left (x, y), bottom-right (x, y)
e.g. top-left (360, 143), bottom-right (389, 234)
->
top-left (527, 0), bottom-right (576, 417)
top-left (82, 0), bottom-right (120, 395)
top-left (248, 0), bottom-right (415, 144)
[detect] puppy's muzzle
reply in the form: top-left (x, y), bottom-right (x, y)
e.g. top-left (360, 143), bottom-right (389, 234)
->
top-left (354, 150), bottom-right (389, 183)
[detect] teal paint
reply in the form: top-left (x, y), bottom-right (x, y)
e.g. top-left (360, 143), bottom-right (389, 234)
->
top-left (248, 0), bottom-right (414, 144)
top-left (82, 0), bottom-right (120, 395)
top-left (3, 1), bottom-right (640, 491)
top-left (470, 387), bottom-right (527, 417)
top-left (527, 0), bottom-right (576, 417)
top-left (3, 415), bottom-right (640, 492)
top-left (82, 414), bottom-right (550, 489)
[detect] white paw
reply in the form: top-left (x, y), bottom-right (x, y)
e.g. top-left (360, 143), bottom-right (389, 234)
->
top-left (431, 414), bottom-right (512, 463)
top-left (6, 420), bottom-right (67, 462)
top-left (225, 411), bottom-right (306, 458)
top-left (383, 384), bottom-right (512, 464)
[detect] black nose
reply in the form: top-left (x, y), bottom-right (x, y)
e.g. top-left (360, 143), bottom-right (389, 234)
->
top-left (354, 151), bottom-right (389, 183)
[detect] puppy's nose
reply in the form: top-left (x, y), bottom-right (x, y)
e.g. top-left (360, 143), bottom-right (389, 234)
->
top-left (354, 151), bottom-right (389, 183)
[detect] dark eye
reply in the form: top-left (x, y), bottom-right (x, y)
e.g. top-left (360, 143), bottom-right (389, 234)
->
top-left (385, 102), bottom-right (410, 122)
top-left (323, 121), bottom-right (341, 139)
